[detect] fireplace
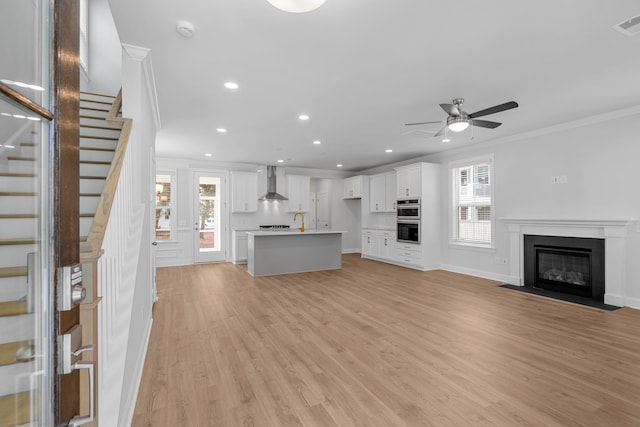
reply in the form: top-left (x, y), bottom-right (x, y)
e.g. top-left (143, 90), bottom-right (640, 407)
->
top-left (523, 235), bottom-right (605, 302)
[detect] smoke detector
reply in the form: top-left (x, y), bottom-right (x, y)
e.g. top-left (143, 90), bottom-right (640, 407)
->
top-left (613, 15), bottom-right (640, 36)
top-left (176, 20), bottom-right (195, 38)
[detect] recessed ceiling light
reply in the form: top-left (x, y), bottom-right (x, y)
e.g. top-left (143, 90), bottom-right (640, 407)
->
top-left (266, 0), bottom-right (327, 13)
top-left (13, 115), bottom-right (26, 119)
top-left (298, 114), bottom-right (309, 120)
top-left (224, 82), bottom-right (239, 90)
top-left (277, 159), bottom-right (284, 163)
top-left (442, 138), bottom-right (451, 143)
top-left (4, 145), bottom-right (15, 148)
top-left (204, 153), bottom-right (213, 157)
top-left (216, 128), bottom-right (227, 133)
top-left (313, 140), bottom-right (321, 145)
top-left (385, 149), bottom-right (393, 153)
top-left (336, 164), bottom-right (343, 168)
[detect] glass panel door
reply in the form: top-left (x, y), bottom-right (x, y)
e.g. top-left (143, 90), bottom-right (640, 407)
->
top-left (0, 96), bottom-right (53, 427)
top-left (194, 172), bottom-right (226, 263)
top-left (0, 0), bottom-right (54, 424)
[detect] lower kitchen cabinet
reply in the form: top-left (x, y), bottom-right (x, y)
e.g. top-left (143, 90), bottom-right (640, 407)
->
top-left (395, 242), bottom-right (423, 266)
top-left (361, 229), bottom-right (396, 262)
top-left (232, 230), bottom-right (249, 264)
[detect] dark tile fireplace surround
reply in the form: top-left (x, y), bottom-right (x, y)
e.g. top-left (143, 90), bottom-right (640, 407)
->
top-left (523, 234), bottom-right (605, 303)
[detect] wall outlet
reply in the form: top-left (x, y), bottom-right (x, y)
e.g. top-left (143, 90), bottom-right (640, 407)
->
top-left (502, 258), bottom-right (508, 264)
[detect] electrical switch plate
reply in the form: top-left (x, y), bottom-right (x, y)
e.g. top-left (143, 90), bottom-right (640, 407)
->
top-left (550, 176), bottom-right (559, 184)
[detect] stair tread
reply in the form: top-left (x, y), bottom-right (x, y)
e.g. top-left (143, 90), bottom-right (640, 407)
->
top-left (6, 157), bottom-right (35, 162)
top-left (0, 192), bottom-right (35, 197)
top-left (80, 160), bottom-right (111, 165)
top-left (80, 193), bottom-right (101, 197)
top-left (0, 173), bottom-right (36, 178)
top-left (0, 214), bottom-right (36, 219)
top-left (80, 106), bottom-right (109, 113)
top-left (80, 175), bottom-right (107, 180)
top-left (0, 239), bottom-right (36, 246)
top-left (0, 301), bottom-right (28, 317)
top-left (0, 267), bottom-right (27, 278)
top-left (81, 124), bottom-right (122, 131)
top-left (0, 340), bottom-right (33, 366)
top-left (80, 134), bottom-right (119, 141)
top-left (80, 146), bottom-right (115, 152)
top-left (0, 391), bottom-right (31, 427)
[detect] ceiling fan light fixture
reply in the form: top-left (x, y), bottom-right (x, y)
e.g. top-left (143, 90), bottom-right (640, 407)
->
top-left (447, 117), bottom-right (469, 132)
top-left (266, 0), bottom-right (326, 13)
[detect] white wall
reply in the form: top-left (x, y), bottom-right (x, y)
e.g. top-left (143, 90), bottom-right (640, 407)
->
top-left (154, 159), bottom-right (361, 266)
top-left (81, 0), bottom-right (122, 94)
top-left (424, 108), bottom-right (640, 306)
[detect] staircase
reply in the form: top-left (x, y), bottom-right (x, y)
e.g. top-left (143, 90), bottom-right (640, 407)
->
top-left (0, 91), bottom-right (122, 426)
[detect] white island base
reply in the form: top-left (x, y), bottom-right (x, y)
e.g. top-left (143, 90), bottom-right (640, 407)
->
top-left (247, 230), bottom-right (344, 277)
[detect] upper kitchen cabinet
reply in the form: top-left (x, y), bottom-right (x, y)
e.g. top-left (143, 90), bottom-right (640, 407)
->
top-left (395, 164), bottom-right (421, 198)
top-left (343, 175), bottom-right (364, 199)
top-left (369, 171), bottom-right (396, 212)
top-left (231, 171), bottom-right (258, 213)
top-left (286, 174), bottom-right (311, 212)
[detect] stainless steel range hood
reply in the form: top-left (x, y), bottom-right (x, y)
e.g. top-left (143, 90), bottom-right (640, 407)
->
top-left (258, 165), bottom-right (288, 201)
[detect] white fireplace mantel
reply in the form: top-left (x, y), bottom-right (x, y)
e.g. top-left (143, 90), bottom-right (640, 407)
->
top-left (500, 217), bottom-right (636, 307)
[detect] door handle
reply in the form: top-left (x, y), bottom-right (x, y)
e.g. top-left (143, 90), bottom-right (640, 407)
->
top-left (68, 361), bottom-right (95, 426)
top-left (152, 241), bottom-right (158, 246)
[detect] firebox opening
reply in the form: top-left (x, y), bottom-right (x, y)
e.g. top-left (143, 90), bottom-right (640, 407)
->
top-left (524, 235), bottom-right (605, 302)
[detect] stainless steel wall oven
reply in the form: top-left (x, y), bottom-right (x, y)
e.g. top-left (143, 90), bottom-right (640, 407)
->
top-left (396, 198), bottom-right (420, 219)
top-left (397, 220), bottom-right (420, 244)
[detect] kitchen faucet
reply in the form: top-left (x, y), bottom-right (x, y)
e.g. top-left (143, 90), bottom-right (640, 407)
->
top-left (293, 211), bottom-right (305, 232)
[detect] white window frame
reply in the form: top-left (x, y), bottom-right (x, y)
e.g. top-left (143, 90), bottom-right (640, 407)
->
top-left (449, 155), bottom-right (495, 249)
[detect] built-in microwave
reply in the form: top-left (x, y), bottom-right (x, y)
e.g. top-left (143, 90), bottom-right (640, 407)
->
top-left (397, 220), bottom-right (420, 244)
top-left (396, 198), bottom-right (420, 220)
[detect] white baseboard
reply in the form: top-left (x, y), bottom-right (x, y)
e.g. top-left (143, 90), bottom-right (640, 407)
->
top-left (341, 249), bottom-right (361, 254)
top-left (441, 264), bottom-right (512, 284)
top-left (625, 296), bottom-right (640, 310)
top-left (119, 316), bottom-right (153, 427)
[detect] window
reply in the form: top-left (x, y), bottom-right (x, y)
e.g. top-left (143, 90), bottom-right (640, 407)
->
top-left (451, 157), bottom-right (493, 247)
top-left (155, 174), bottom-right (174, 241)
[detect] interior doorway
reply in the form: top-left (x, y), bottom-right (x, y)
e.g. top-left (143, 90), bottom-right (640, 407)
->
top-left (309, 178), bottom-right (332, 230)
top-left (193, 172), bottom-right (226, 263)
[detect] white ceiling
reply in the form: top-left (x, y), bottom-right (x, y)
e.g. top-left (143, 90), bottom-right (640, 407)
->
top-left (106, 0), bottom-right (640, 172)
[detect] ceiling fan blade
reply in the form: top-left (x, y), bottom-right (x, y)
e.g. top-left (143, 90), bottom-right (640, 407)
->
top-left (434, 126), bottom-right (447, 137)
top-left (470, 119), bottom-right (502, 129)
top-left (404, 120), bottom-right (443, 126)
top-left (468, 101), bottom-right (518, 119)
top-left (439, 103), bottom-right (460, 116)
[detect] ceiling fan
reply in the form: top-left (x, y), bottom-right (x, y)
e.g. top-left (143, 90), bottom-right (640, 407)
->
top-left (405, 98), bottom-right (518, 137)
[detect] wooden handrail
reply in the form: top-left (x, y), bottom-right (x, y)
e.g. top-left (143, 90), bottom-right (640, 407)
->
top-left (80, 89), bottom-right (133, 257)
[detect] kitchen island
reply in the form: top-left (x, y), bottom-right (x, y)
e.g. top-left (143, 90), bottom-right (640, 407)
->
top-left (246, 230), bottom-right (345, 277)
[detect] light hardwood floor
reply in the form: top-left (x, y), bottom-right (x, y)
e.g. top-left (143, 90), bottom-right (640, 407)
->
top-left (132, 254), bottom-right (640, 426)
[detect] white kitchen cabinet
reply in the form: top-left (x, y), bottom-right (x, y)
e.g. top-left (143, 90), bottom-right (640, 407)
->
top-left (369, 171), bottom-right (397, 212)
top-left (395, 242), bottom-right (423, 266)
top-left (286, 174), bottom-right (311, 212)
top-left (362, 230), bottom-right (376, 257)
top-left (343, 175), bottom-right (364, 199)
top-left (395, 164), bottom-right (421, 199)
top-left (232, 230), bottom-right (249, 264)
top-left (231, 171), bottom-right (258, 213)
top-left (369, 174), bottom-right (386, 212)
top-left (361, 229), bottom-right (396, 261)
top-left (385, 172), bottom-right (397, 212)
